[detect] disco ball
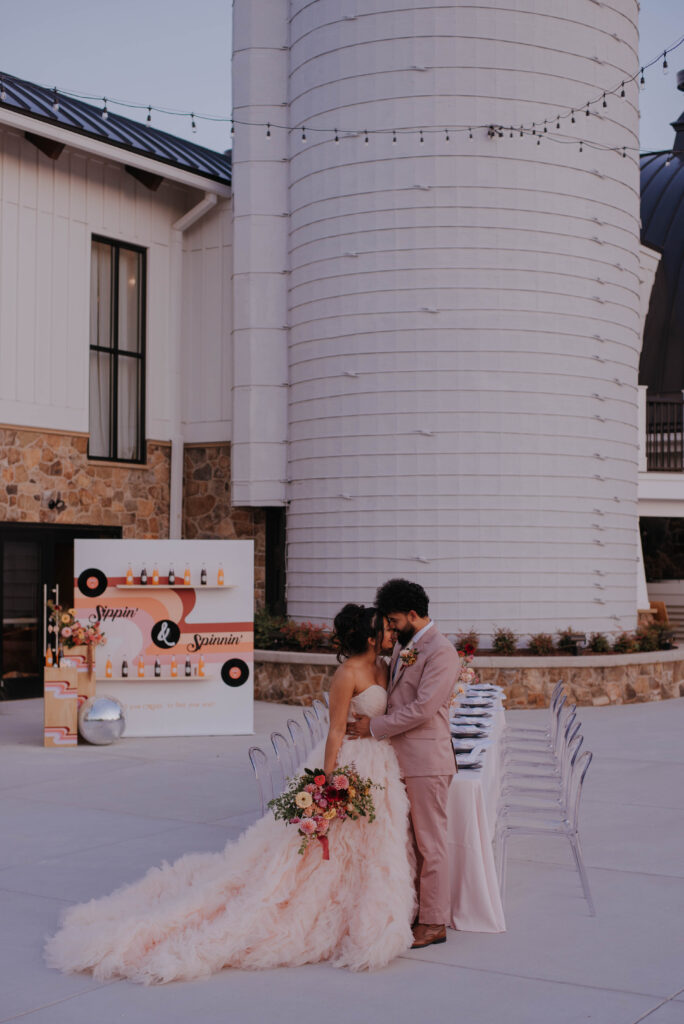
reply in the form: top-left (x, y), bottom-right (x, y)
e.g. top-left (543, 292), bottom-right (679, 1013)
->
top-left (78, 695), bottom-right (126, 745)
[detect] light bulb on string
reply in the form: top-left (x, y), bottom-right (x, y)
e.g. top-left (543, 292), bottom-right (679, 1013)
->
top-left (392, 129), bottom-right (397, 143)
top-left (585, 103), bottom-right (590, 117)
top-left (665, 153), bottom-right (672, 167)
top-left (468, 127), bottom-right (472, 139)
top-left (147, 106), bottom-right (152, 124)
top-left (509, 127), bottom-right (513, 138)
top-left (579, 140), bottom-right (584, 153)
top-left (571, 109), bottom-right (575, 123)
top-left (640, 68), bottom-right (645, 90)
top-left (543, 121), bottom-right (547, 133)
top-left (301, 126), bottom-right (306, 141)
top-left (519, 125), bottom-right (523, 136)
top-left (364, 129), bottom-right (369, 143)
top-left (556, 117), bottom-right (560, 130)
top-left (602, 93), bottom-right (607, 108)
top-left (191, 113), bottom-right (197, 133)
top-left (663, 51), bottom-right (669, 75)
top-left (334, 128), bottom-right (339, 143)
top-left (101, 98), bottom-right (108, 120)
top-left (53, 88), bottom-right (59, 113)
top-left (620, 82), bottom-right (625, 98)
top-left (266, 123), bottom-right (271, 138)
top-left (445, 128), bottom-right (450, 141)
top-left (622, 147), bottom-right (626, 158)
top-left (419, 128), bottom-right (424, 143)
top-left (230, 119), bottom-right (235, 135)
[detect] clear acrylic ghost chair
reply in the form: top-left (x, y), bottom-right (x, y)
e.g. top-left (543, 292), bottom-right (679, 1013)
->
top-left (503, 719), bottom-right (582, 798)
top-left (504, 707), bottom-right (576, 769)
top-left (504, 690), bottom-right (567, 753)
top-left (270, 731), bottom-right (295, 792)
top-left (287, 717), bottom-right (308, 767)
top-left (499, 732), bottom-right (584, 813)
top-left (495, 750), bottom-right (595, 916)
top-left (312, 698), bottom-right (329, 729)
top-left (248, 745), bottom-right (275, 817)
top-left (303, 708), bottom-right (322, 747)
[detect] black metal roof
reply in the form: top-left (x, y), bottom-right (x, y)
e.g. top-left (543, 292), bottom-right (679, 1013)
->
top-left (640, 91), bottom-right (684, 392)
top-left (0, 71), bottom-right (231, 187)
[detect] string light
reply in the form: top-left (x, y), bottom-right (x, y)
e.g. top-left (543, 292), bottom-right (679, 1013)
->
top-left (0, 30), bottom-right (681, 159)
top-left (301, 125), bottom-right (306, 141)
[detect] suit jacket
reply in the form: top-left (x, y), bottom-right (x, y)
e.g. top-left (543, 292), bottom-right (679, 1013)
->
top-left (370, 625), bottom-right (460, 778)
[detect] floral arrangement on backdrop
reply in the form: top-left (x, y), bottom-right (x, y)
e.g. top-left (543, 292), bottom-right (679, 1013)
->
top-left (47, 601), bottom-right (106, 652)
top-left (268, 765), bottom-right (379, 859)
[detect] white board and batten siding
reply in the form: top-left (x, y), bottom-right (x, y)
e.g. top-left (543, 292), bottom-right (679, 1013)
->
top-left (231, 0), bottom-right (643, 637)
top-left (0, 126), bottom-right (233, 448)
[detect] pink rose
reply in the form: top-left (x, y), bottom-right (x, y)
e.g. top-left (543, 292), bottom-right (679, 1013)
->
top-left (332, 775), bottom-right (349, 790)
top-left (290, 817), bottom-right (301, 824)
top-left (317, 819), bottom-right (329, 834)
top-left (316, 798), bottom-right (328, 809)
top-left (300, 819), bottom-right (317, 834)
top-left (61, 627), bottom-right (72, 638)
top-left (304, 783), bottom-right (316, 793)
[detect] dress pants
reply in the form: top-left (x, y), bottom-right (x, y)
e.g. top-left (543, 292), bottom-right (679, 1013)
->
top-left (403, 773), bottom-right (453, 926)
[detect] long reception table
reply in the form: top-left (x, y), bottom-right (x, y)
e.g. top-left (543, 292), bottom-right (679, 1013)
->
top-left (447, 687), bottom-right (506, 933)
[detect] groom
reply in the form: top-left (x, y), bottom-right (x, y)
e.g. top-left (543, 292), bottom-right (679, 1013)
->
top-left (347, 578), bottom-right (459, 949)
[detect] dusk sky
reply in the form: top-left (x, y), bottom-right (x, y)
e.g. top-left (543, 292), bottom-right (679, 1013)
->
top-left (1, 1), bottom-right (682, 155)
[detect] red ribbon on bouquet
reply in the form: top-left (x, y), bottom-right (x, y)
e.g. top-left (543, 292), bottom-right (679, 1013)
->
top-left (318, 835), bottom-right (330, 860)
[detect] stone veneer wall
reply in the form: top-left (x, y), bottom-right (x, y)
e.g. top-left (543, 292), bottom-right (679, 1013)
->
top-left (255, 650), bottom-right (684, 707)
top-left (182, 443), bottom-right (266, 605)
top-left (0, 426), bottom-right (170, 535)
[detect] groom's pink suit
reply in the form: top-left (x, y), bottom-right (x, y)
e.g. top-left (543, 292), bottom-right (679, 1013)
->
top-left (370, 626), bottom-right (460, 926)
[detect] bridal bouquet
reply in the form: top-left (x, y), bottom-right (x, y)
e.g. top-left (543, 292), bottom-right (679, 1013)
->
top-left (268, 765), bottom-right (378, 860)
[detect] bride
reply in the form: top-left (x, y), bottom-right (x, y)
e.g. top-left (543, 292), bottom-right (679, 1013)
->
top-left (45, 604), bottom-right (415, 982)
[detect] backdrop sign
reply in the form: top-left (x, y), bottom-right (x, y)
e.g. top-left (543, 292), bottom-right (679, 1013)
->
top-left (73, 540), bottom-right (254, 737)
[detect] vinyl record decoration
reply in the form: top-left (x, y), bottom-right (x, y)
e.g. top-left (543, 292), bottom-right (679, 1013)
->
top-left (77, 568), bottom-right (108, 598)
top-left (221, 658), bottom-right (250, 687)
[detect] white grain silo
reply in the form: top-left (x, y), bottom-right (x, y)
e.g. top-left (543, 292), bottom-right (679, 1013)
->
top-left (232, 0), bottom-right (641, 640)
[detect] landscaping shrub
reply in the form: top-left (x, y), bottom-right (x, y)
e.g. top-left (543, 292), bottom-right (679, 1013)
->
top-left (455, 629), bottom-right (479, 655)
top-left (612, 631), bottom-right (638, 654)
top-left (587, 632), bottom-right (611, 653)
top-left (528, 633), bottom-right (555, 656)
top-left (491, 626), bottom-right (517, 656)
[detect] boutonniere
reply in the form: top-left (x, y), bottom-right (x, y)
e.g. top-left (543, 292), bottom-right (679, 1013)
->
top-left (400, 648), bottom-right (418, 667)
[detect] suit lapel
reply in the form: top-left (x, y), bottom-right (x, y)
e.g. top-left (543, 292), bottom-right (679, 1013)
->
top-left (388, 644), bottom-right (403, 695)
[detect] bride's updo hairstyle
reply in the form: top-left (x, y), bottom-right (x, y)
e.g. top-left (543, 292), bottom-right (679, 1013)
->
top-left (332, 604), bottom-right (379, 662)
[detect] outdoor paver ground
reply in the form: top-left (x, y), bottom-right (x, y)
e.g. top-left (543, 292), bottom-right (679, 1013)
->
top-left (1, 697), bottom-right (682, 1024)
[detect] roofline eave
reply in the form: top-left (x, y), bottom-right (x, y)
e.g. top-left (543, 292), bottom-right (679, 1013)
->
top-left (0, 106), bottom-right (232, 197)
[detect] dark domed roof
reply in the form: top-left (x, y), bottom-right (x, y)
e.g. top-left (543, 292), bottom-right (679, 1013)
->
top-left (639, 80), bottom-right (684, 392)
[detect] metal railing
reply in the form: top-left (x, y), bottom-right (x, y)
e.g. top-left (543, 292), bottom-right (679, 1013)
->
top-left (647, 394), bottom-right (684, 471)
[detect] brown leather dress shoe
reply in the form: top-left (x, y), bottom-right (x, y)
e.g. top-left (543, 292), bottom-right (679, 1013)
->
top-left (411, 923), bottom-right (447, 948)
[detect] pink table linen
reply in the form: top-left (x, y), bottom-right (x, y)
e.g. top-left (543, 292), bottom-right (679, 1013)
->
top-left (447, 694), bottom-right (506, 932)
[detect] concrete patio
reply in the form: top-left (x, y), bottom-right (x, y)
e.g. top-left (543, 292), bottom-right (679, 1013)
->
top-left (1, 697), bottom-right (683, 1024)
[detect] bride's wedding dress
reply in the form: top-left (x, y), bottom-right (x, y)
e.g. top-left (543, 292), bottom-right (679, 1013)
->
top-left (45, 685), bottom-right (415, 982)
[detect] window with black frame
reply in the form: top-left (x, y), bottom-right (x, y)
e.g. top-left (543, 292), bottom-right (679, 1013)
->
top-left (89, 237), bottom-right (146, 462)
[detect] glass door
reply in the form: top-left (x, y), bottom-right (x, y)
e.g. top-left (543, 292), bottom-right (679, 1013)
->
top-left (1, 537), bottom-right (43, 699)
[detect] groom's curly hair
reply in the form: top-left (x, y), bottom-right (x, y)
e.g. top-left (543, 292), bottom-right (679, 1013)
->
top-left (375, 578), bottom-right (429, 618)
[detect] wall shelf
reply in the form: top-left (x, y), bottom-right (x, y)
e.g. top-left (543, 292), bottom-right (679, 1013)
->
top-left (100, 676), bottom-right (212, 682)
top-left (115, 584), bottom-right (233, 590)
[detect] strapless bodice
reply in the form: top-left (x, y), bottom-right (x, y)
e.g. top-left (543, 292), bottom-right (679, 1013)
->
top-left (348, 684), bottom-right (388, 720)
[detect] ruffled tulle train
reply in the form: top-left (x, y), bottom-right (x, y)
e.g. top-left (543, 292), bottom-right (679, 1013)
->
top-left (45, 736), bottom-right (415, 983)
